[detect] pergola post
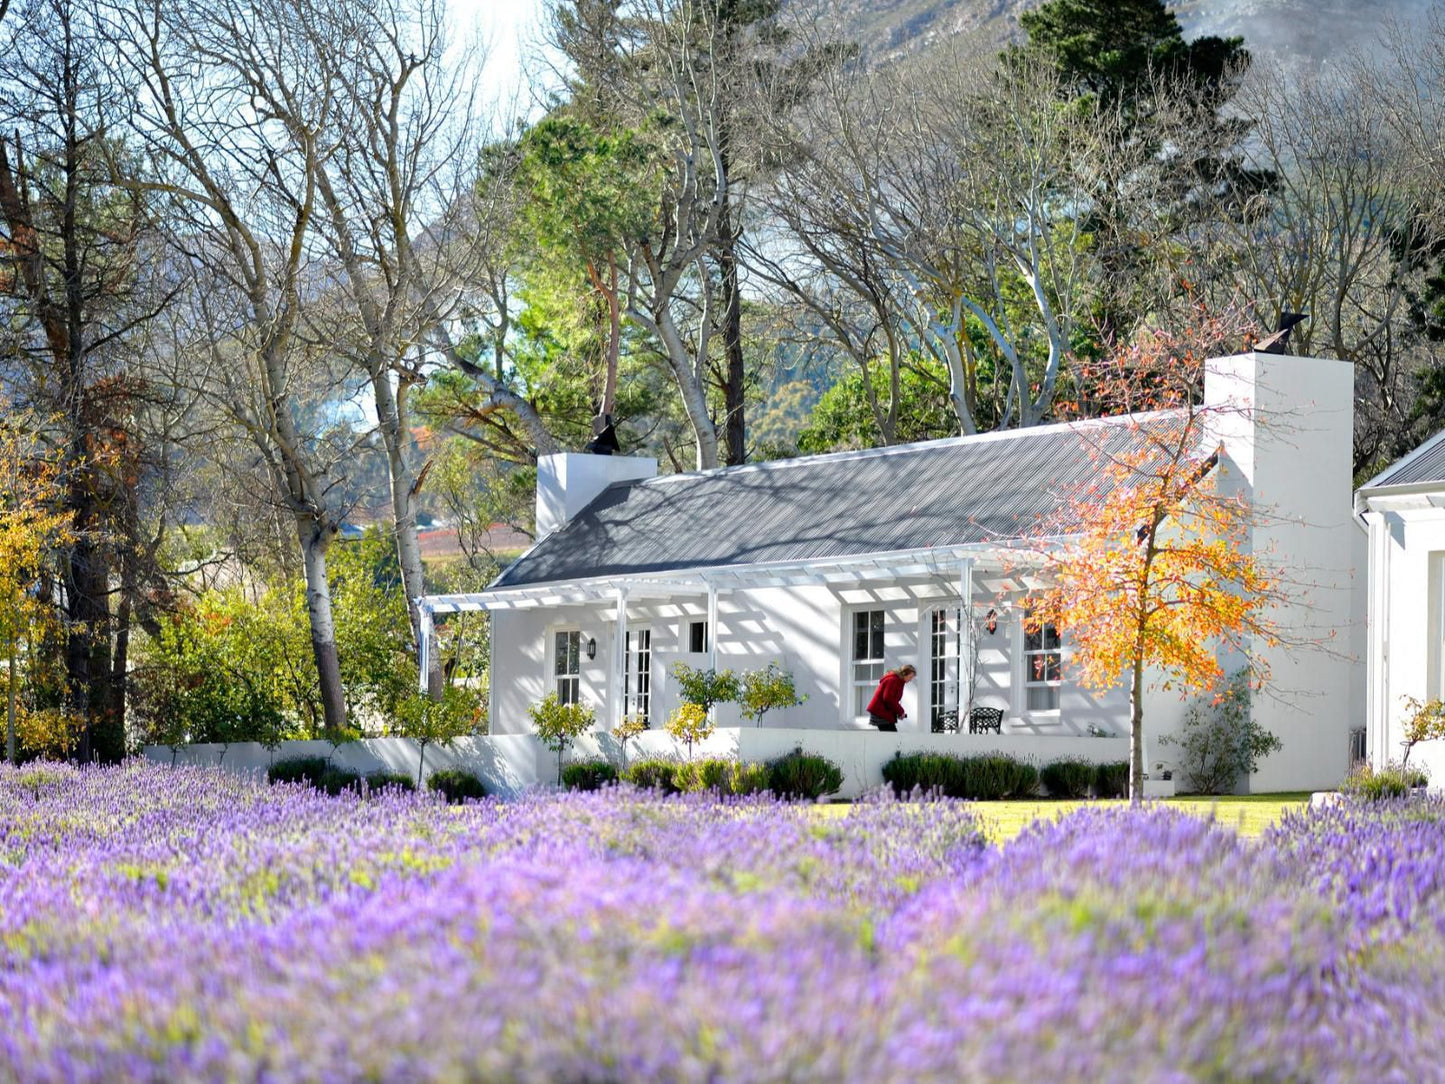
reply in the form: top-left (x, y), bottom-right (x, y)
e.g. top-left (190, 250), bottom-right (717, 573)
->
top-left (614, 587), bottom-right (629, 729)
top-left (959, 558), bottom-right (975, 720)
top-left (416, 603), bottom-right (434, 695)
top-left (706, 580), bottom-right (718, 673)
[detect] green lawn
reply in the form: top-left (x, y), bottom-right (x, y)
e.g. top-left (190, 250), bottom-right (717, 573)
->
top-left (815, 793), bottom-right (1312, 842)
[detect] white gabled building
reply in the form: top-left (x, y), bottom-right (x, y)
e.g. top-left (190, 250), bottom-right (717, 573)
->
top-left (422, 351), bottom-right (1364, 794)
top-left (1358, 427), bottom-right (1445, 780)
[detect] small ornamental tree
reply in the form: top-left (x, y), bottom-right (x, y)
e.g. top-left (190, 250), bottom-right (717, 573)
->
top-left (613, 714), bottom-right (648, 766)
top-left (1400, 696), bottom-right (1445, 769)
top-left (739, 663), bottom-right (806, 727)
top-left (1022, 311), bottom-right (1292, 801)
top-left (528, 692), bottom-right (597, 784)
top-left (665, 702), bottom-right (714, 761)
top-left (394, 686), bottom-right (483, 788)
top-left (669, 663), bottom-right (741, 718)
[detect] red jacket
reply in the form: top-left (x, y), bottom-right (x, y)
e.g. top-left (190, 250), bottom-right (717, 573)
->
top-left (866, 673), bottom-right (907, 723)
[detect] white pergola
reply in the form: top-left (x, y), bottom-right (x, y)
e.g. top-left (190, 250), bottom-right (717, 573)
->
top-left (416, 541), bottom-right (1047, 725)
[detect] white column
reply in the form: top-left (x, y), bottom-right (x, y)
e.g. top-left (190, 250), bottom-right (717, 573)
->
top-left (1364, 511), bottom-right (1389, 768)
top-left (706, 581), bottom-right (718, 673)
top-left (416, 604), bottom-right (434, 695)
top-left (959, 557), bottom-right (975, 720)
top-left (614, 588), bottom-right (629, 728)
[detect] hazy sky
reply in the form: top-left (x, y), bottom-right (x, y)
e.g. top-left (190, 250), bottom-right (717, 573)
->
top-left (447, 0), bottom-right (551, 113)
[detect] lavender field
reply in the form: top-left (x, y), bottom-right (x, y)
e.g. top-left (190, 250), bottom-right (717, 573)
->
top-left (1, 763), bottom-right (1441, 1082)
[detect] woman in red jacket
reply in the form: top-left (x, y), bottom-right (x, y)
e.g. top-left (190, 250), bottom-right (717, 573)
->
top-left (866, 665), bottom-right (916, 732)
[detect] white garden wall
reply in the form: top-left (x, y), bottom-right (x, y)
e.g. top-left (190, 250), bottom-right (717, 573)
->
top-left (145, 729), bottom-right (1130, 800)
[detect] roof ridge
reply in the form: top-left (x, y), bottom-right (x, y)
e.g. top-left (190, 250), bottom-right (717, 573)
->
top-left (632, 408), bottom-right (1187, 488)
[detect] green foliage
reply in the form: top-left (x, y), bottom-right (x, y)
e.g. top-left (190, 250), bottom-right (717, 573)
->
top-left (665, 701), bottom-right (714, 761)
top-left (561, 759), bottom-right (618, 791)
top-left (1341, 762), bottom-right (1430, 801)
top-left (613, 714), bottom-right (649, 764)
top-left (267, 756), bottom-right (330, 789)
top-left (1159, 674), bottom-right (1282, 795)
top-left (317, 766), bottom-right (363, 797)
top-left (621, 757), bottom-right (681, 793)
top-left (1017, 0), bottom-right (1246, 108)
top-left (528, 692), bottom-right (597, 783)
top-left (797, 359), bottom-right (957, 454)
top-left (1094, 761), bottom-right (1130, 799)
top-left (391, 685), bottom-right (485, 786)
top-left (882, 752), bottom-right (1041, 800)
top-left (669, 664), bottom-right (740, 714)
top-left (364, 770), bottom-right (416, 793)
top-left (739, 663), bottom-right (805, 726)
top-left (1041, 757), bottom-right (1096, 798)
top-left (671, 758), bottom-right (771, 796)
top-left (766, 748), bottom-right (843, 800)
top-left (426, 768), bottom-right (488, 803)
top-left (1400, 696), bottom-right (1445, 768)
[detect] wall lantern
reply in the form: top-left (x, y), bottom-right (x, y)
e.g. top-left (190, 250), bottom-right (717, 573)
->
top-left (985, 609), bottom-right (998, 636)
top-left (585, 636), bottom-right (597, 660)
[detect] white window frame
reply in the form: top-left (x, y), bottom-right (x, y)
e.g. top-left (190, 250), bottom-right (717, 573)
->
top-left (625, 626), bottom-right (653, 724)
top-left (847, 607), bottom-right (887, 721)
top-left (926, 603), bottom-right (963, 731)
top-left (550, 627), bottom-right (581, 706)
top-left (687, 618), bottom-right (709, 654)
top-left (1022, 619), bottom-right (1062, 713)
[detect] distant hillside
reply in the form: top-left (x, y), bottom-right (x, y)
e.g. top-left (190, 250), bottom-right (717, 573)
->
top-left (819, 0), bottom-right (1434, 69)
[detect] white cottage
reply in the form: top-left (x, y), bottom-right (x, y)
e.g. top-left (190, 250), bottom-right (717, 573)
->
top-left (1358, 429), bottom-right (1445, 780)
top-left (422, 351), bottom-right (1363, 793)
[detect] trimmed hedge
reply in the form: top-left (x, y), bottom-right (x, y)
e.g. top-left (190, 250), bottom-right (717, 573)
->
top-left (622, 758), bottom-right (681, 794)
top-left (882, 752), bottom-right (1040, 800)
top-left (562, 759), bottom-right (619, 791)
top-left (426, 768), bottom-right (488, 803)
top-left (317, 766), bottom-right (362, 796)
top-left (267, 756), bottom-right (330, 788)
top-left (1094, 761), bottom-right (1130, 799)
top-left (1041, 757), bottom-right (1095, 799)
top-left (674, 758), bottom-right (772, 796)
top-left (364, 770), bottom-right (416, 792)
top-left (766, 748), bottom-right (843, 800)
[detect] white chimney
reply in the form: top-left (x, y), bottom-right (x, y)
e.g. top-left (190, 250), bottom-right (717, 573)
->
top-left (535, 453), bottom-right (657, 542)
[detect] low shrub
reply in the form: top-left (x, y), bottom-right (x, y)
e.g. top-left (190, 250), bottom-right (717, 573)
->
top-left (621, 758), bottom-right (681, 793)
top-left (1341, 762), bottom-right (1429, 801)
top-left (317, 766), bottom-right (362, 796)
top-left (882, 752), bottom-right (1038, 800)
top-left (767, 748), bottom-right (844, 800)
top-left (1094, 761), bottom-right (1130, 799)
top-left (267, 755), bottom-right (330, 788)
top-left (671, 758), bottom-right (772, 796)
top-left (364, 770), bottom-right (416, 792)
top-left (562, 759), bottom-right (618, 791)
top-left (426, 768), bottom-right (487, 803)
top-left (1041, 757), bottom-right (1095, 799)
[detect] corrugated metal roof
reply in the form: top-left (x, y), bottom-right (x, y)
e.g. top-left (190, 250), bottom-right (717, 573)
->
top-left (492, 412), bottom-right (1186, 590)
top-left (1368, 428), bottom-right (1445, 488)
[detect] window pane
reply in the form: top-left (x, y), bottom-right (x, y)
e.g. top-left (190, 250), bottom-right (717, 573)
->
top-left (869, 610), bottom-right (884, 658)
top-left (1027, 684), bottom-right (1058, 711)
top-left (690, 621), bottom-right (707, 653)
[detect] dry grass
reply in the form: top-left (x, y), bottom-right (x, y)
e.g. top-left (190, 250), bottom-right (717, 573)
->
top-left (814, 793), bottom-right (1312, 843)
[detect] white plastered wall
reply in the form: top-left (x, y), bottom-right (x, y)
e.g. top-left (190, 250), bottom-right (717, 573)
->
top-left (1365, 502), bottom-right (1445, 782)
top-left (1202, 351), bottom-right (1361, 791)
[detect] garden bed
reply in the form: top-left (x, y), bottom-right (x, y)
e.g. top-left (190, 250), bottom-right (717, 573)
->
top-left (0, 762), bottom-right (1437, 1081)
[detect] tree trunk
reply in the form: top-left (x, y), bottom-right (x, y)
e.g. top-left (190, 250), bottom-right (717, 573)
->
top-left (718, 240), bottom-right (746, 465)
top-left (1130, 654), bottom-right (1145, 803)
top-left (655, 306), bottom-right (720, 470)
top-left (297, 519), bottom-right (347, 736)
top-left (373, 369), bottom-right (433, 686)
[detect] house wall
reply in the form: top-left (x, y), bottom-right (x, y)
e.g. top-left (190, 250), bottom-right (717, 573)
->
top-left (489, 578), bottom-right (1133, 747)
top-left (1365, 503), bottom-right (1445, 782)
top-left (1205, 352), bottom-right (1360, 791)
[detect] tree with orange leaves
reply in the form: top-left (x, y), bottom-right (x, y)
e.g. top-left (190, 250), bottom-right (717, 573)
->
top-left (1023, 309), bottom-right (1290, 801)
top-left (0, 407), bottom-right (71, 764)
